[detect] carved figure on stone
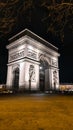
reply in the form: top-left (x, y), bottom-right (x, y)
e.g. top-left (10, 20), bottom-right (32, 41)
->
top-left (29, 65), bottom-right (35, 91)
top-left (53, 70), bottom-right (58, 90)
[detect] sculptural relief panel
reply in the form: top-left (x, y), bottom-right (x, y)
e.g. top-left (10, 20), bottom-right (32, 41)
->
top-left (51, 59), bottom-right (58, 67)
top-left (9, 49), bottom-right (25, 62)
top-left (27, 49), bottom-right (37, 60)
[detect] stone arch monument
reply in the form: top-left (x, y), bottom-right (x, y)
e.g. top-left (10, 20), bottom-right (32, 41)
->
top-left (6, 29), bottom-right (60, 92)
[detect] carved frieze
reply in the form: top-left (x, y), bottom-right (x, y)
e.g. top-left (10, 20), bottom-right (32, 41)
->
top-left (27, 49), bottom-right (37, 60)
top-left (9, 50), bottom-right (25, 62)
top-left (51, 59), bottom-right (58, 67)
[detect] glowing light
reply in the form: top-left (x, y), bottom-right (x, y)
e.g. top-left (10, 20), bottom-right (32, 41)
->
top-left (28, 45), bottom-right (33, 50)
top-left (40, 66), bottom-right (43, 70)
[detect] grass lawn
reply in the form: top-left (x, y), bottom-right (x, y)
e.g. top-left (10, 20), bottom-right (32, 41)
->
top-left (0, 94), bottom-right (73, 130)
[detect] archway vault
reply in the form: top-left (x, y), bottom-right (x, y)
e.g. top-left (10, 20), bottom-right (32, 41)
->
top-left (39, 54), bottom-right (50, 92)
top-left (39, 54), bottom-right (51, 66)
top-left (12, 67), bottom-right (19, 92)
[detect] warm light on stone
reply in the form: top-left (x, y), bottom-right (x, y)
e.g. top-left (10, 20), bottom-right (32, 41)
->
top-left (6, 29), bottom-right (60, 92)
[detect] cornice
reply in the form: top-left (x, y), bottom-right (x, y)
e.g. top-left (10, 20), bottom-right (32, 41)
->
top-left (8, 28), bottom-right (58, 51)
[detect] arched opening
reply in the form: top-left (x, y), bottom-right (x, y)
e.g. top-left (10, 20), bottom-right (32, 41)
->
top-left (39, 59), bottom-right (49, 92)
top-left (12, 67), bottom-right (19, 92)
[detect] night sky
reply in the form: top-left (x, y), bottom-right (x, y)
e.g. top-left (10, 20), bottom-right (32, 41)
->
top-left (0, 0), bottom-right (73, 84)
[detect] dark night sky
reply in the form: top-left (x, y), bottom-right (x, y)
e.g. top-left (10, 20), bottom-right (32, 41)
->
top-left (0, 1), bottom-right (73, 84)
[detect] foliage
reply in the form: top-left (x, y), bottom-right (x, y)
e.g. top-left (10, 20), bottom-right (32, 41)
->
top-left (40, 0), bottom-right (73, 41)
top-left (0, 0), bottom-right (73, 41)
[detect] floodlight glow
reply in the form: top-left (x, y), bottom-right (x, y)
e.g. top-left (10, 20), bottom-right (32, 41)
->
top-left (40, 66), bottom-right (43, 70)
top-left (18, 45), bottom-right (24, 50)
top-left (28, 45), bottom-right (33, 50)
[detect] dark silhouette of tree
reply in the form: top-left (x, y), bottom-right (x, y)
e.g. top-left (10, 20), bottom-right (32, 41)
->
top-left (0, 0), bottom-right (73, 42)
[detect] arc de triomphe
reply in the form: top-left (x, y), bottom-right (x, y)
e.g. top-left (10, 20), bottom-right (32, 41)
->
top-left (6, 29), bottom-right (60, 92)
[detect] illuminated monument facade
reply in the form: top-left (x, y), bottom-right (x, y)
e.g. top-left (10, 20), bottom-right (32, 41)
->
top-left (6, 29), bottom-right (60, 92)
